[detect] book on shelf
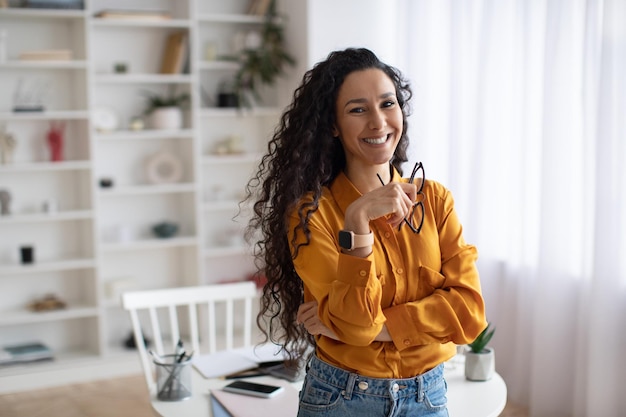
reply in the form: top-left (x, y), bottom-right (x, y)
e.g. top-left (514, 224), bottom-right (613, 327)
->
top-left (0, 342), bottom-right (54, 366)
top-left (18, 49), bottom-right (73, 61)
top-left (94, 9), bottom-right (172, 21)
top-left (159, 31), bottom-right (188, 74)
top-left (246, 0), bottom-right (272, 16)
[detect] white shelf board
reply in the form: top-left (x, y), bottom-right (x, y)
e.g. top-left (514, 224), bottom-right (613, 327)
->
top-left (0, 210), bottom-right (93, 224)
top-left (90, 18), bottom-right (191, 28)
top-left (0, 160), bottom-right (91, 172)
top-left (0, 110), bottom-right (89, 121)
top-left (201, 152), bottom-right (262, 165)
top-left (199, 107), bottom-right (281, 117)
top-left (97, 183), bottom-right (197, 196)
top-left (196, 13), bottom-right (265, 24)
top-left (100, 236), bottom-right (199, 252)
top-left (0, 258), bottom-right (96, 276)
top-left (203, 246), bottom-right (248, 258)
top-left (94, 73), bottom-right (192, 84)
top-left (0, 305), bottom-right (98, 326)
top-left (0, 60), bottom-right (88, 69)
top-left (197, 60), bottom-right (240, 71)
top-left (0, 8), bottom-right (86, 20)
top-left (94, 129), bottom-right (194, 141)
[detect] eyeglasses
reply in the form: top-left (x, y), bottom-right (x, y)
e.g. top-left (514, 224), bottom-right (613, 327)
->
top-left (377, 162), bottom-right (425, 234)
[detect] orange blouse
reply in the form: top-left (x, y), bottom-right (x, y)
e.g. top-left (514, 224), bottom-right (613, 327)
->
top-left (289, 169), bottom-right (487, 378)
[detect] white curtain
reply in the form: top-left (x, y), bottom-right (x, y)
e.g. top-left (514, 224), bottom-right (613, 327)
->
top-left (400, 1), bottom-right (626, 416)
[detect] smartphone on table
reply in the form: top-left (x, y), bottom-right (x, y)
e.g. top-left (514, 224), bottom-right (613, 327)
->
top-left (222, 380), bottom-right (284, 398)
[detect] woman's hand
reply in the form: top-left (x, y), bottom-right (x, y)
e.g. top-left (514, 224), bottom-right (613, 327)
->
top-left (345, 181), bottom-right (417, 233)
top-left (296, 301), bottom-right (340, 340)
top-left (297, 301), bottom-right (392, 342)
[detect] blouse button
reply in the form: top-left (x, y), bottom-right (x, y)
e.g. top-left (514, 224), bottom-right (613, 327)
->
top-left (359, 270), bottom-right (367, 277)
top-left (403, 339), bottom-right (411, 346)
top-left (384, 232), bottom-right (391, 239)
top-left (396, 268), bottom-right (404, 274)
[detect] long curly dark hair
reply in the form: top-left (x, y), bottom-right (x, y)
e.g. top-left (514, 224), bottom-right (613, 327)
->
top-left (244, 47), bottom-right (413, 363)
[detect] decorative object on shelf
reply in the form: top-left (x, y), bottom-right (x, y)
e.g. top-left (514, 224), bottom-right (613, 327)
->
top-left (152, 221), bottom-right (179, 239)
top-left (28, 293), bottom-right (67, 311)
top-left (93, 107), bottom-right (119, 132)
top-left (41, 198), bottom-right (57, 213)
top-left (231, 0), bottom-right (295, 107)
top-left (19, 49), bottom-right (72, 61)
top-left (0, 189), bottom-right (10, 215)
top-left (0, 342), bottom-right (54, 366)
top-left (95, 9), bottom-right (170, 21)
top-left (217, 81), bottom-right (239, 108)
top-left (20, 245), bottom-right (34, 264)
top-left (160, 30), bottom-right (188, 75)
top-left (13, 78), bottom-right (48, 112)
top-left (99, 177), bottom-right (114, 188)
top-left (113, 62), bottom-right (128, 74)
top-left (142, 90), bottom-right (189, 130)
top-left (24, 0), bottom-right (84, 10)
top-left (145, 150), bottom-right (183, 184)
top-left (129, 116), bottom-right (144, 131)
top-left (104, 277), bottom-right (136, 303)
top-left (45, 121), bottom-right (65, 162)
top-left (0, 124), bottom-right (16, 164)
top-left (465, 322), bottom-right (496, 381)
top-left (213, 135), bottom-right (243, 155)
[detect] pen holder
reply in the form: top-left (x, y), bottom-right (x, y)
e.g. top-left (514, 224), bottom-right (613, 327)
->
top-left (154, 354), bottom-right (192, 401)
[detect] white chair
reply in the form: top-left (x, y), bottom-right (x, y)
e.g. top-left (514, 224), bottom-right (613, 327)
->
top-left (121, 281), bottom-right (259, 394)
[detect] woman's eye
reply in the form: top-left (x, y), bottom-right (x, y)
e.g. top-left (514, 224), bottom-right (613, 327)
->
top-left (382, 100), bottom-right (396, 108)
top-left (349, 107), bottom-right (365, 114)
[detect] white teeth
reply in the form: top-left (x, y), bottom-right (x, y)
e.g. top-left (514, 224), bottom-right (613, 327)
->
top-left (363, 136), bottom-right (387, 144)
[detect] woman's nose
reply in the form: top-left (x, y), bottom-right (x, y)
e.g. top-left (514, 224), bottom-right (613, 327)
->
top-left (368, 108), bottom-right (385, 130)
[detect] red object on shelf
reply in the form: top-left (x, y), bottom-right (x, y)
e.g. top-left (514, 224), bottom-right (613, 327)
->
top-left (46, 122), bottom-right (65, 162)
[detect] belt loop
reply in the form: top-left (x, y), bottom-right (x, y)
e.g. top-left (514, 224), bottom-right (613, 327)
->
top-left (342, 372), bottom-right (357, 400)
top-left (415, 374), bottom-right (424, 402)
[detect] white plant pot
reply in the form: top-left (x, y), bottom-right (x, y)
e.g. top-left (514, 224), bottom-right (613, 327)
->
top-left (464, 347), bottom-right (495, 381)
top-left (149, 107), bottom-right (183, 130)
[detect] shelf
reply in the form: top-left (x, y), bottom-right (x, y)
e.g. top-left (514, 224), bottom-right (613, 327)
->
top-left (94, 129), bottom-right (194, 141)
top-left (203, 246), bottom-right (248, 258)
top-left (0, 60), bottom-right (88, 70)
top-left (97, 183), bottom-right (197, 196)
top-left (196, 13), bottom-right (265, 24)
top-left (0, 210), bottom-right (93, 225)
top-left (199, 107), bottom-right (281, 117)
top-left (197, 60), bottom-right (240, 71)
top-left (0, 160), bottom-right (91, 172)
top-left (0, 8), bottom-right (86, 20)
top-left (0, 110), bottom-right (89, 121)
top-left (90, 18), bottom-right (191, 29)
top-left (100, 236), bottom-right (199, 252)
top-left (0, 258), bottom-right (96, 276)
top-left (0, 306), bottom-right (98, 326)
top-left (94, 73), bottom-right (192, 84)
top-left (201, 152), bottom-right (262, 165)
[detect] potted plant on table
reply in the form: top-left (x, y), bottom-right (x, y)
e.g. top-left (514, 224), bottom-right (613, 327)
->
top-left (142, 90), bottom-right (190, 130)
top-left (465, 322), bottom-right (496, 381)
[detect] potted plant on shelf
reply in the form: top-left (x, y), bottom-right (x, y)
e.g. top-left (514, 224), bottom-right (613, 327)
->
top-left (231, 0), bottom-right (295, 107)
top-left (142, 90), bottom-right (190, 130)
top-left (465, 322), bottom-right (496, 381)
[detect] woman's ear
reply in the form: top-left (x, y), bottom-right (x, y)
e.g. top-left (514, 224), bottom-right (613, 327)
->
top-left (332, 125), bottom-right (339, 138)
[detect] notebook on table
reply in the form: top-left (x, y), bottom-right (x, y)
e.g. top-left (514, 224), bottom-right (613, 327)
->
top-left (210, 379), bottom-right (299, 417)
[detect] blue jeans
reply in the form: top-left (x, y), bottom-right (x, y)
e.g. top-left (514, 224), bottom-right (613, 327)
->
top-left (297, 355), bottom-right (449, 417)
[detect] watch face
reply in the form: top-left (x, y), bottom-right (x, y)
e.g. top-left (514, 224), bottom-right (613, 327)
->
top-left (338, 230), bottom-right (353, 250)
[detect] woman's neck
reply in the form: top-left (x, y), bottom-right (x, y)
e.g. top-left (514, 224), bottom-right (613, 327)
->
top-left (344, 163), bottom-right (391, 194)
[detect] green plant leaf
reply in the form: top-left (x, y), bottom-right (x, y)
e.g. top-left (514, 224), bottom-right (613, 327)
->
top-left (468, 322), bottom-right (495, 353)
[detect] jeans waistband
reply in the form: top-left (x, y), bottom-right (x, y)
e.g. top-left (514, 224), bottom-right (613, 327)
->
top-left (306, 355), bottom-right (444, 399)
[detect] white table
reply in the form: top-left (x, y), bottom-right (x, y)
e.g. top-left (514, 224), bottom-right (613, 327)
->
top-left (151, 360), bottom-right (507, 417)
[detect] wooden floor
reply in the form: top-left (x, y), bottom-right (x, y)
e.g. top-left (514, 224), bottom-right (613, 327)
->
top-left (0, 374), bottom-right (528, 417)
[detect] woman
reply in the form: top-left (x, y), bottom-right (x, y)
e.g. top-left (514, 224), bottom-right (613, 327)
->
top-left (245, 47), bottom-right (486, 416)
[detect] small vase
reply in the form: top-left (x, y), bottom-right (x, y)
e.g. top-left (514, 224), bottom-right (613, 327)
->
top-left (150, 107), bottom-right (182, 130)
top-left (464, 347), bottom-right (495, 381)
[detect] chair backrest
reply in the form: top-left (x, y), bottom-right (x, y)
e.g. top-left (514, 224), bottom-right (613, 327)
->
top-left (121, 281), bottom-right (259, 393)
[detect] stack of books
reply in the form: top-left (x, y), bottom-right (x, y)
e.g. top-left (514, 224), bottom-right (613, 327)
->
top-left (0, 342), bottom-right (54, 366)
top-left (94, 9), bottom-right (172, 21)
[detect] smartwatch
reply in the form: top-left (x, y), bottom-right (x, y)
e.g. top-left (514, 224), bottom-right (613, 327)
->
top-left (338, 230), bottom-right (374, 251)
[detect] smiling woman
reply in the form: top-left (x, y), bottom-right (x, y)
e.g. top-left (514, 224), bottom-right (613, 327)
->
top-left (243, 47), bottom-right (487, 417)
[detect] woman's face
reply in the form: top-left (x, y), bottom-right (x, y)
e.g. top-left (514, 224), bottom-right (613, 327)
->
top-left (333, 68), bottom-right (403, 171)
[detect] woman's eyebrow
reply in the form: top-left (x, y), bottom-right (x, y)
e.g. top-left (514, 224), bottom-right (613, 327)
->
top-left (343, 92), bottom-right (395, 108)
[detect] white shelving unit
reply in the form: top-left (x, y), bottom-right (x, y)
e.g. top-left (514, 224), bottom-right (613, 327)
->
top-left (0, 0), bottom-right (289, 392)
